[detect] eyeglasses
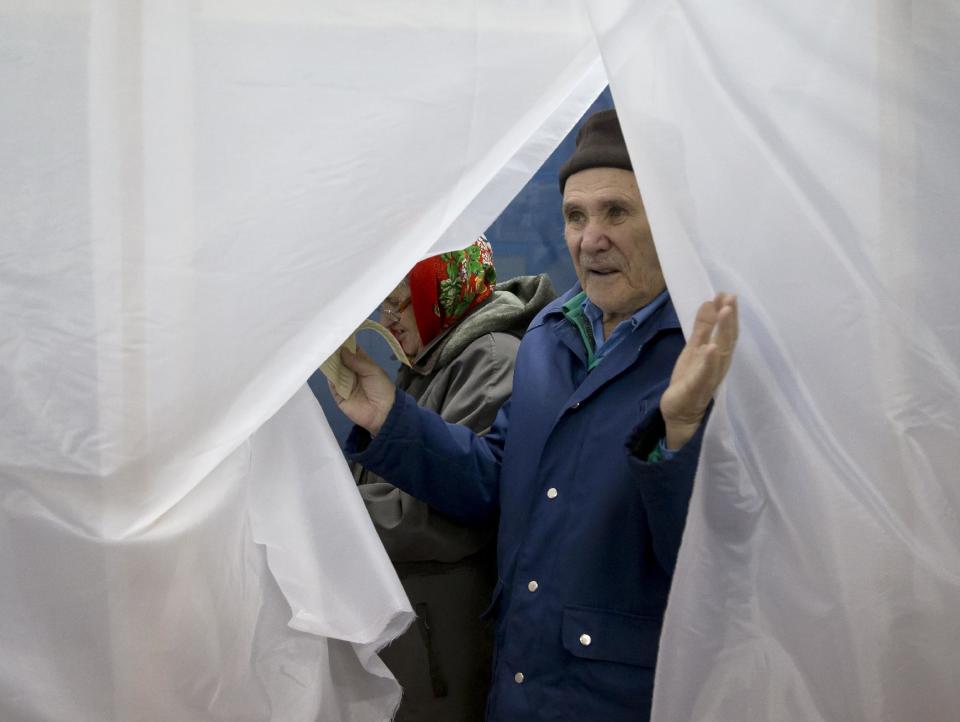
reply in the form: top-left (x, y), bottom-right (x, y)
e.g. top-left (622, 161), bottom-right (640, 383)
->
top-left (380, 296), bottom-right (412, 323)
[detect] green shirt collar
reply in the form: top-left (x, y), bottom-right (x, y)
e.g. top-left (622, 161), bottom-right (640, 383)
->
top-left (561, 291), bottom-right (600, 369)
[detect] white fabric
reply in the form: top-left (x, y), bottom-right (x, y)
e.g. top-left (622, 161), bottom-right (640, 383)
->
top-left (587, 1), bottom-right (960, 720)
top-left (247, 387), bottom-right (412, 722)
top-left (4, 1), bottom-right (958, 720)
top-left (0, 384), bottom-right (410, 722)
top-left (0, 2), bottom-right (603, 720)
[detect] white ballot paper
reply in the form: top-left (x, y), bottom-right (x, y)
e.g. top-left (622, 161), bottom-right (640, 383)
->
top-left (320, 320), bottom-right (412, 399)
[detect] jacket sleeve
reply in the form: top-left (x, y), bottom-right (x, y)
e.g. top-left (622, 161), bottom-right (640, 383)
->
top-left (627, 410), bottom-right (708, 576)
top-left (349, 334), bottom-right (516, 552)
top-left (423, 332), bottom-right (519, 434)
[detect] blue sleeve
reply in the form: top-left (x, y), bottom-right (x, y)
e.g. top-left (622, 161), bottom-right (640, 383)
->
top-left (627, 419), bottom-right (707, 576)
top-left (345, 390), bottom-right (508, 524)
top-left (658, 438), bottom-right (678, 461)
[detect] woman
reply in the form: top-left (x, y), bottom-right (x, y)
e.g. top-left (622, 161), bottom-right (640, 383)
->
top-left (352, 237), bottom-right (554, 721)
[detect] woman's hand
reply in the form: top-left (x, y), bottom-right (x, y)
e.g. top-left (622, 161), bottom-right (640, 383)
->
top-left (330, 347), bottom-right (396, 436)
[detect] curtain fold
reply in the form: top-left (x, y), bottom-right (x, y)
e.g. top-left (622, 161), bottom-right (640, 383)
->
top-left (586, 1), bottom-right (960, 719)
top-left (0, 2), bottom-right (603, 719)
top-left (4, 1), bottom-right (956, 719)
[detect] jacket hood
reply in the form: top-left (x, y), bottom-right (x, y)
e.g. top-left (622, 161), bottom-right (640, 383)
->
top-left (410, 273), bottom-right (557, 375)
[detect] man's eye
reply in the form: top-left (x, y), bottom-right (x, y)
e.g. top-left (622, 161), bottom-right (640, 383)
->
top-left (566, 210), bottom-right (585, 224)
top-left (608, 206), bottom-right (625, 219)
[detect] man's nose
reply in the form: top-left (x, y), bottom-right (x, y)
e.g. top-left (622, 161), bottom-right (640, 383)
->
top-left (580, 217), bottom-right (611, 252)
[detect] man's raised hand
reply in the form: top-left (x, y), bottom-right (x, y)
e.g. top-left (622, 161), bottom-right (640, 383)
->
top-left (660, 293), bottom-right (738, 450)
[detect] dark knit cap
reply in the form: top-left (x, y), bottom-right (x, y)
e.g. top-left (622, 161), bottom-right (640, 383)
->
top-left (558, 108), bottom-right (633, 193)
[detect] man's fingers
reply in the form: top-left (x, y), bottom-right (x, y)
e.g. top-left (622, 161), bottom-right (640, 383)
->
top-left (689, 300), bottom-right (719, 347)
top-left (663, 343), bottom-right (717, 423)
top-left (675, 342), bottom-right (713, 393)
top-left (714, 295), bottom-right (738, 355)
top-left (691, 292), bottom-right (738, 352)
top-left (690, 342), bottom-right (719, 393)
top-left (663, 293), bottom-right (738, 438)
top-left (691, 341), bottom-right (733, 395)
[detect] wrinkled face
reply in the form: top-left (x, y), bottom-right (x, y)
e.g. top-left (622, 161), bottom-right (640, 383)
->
top-left (563, 167), bottom-right (665, 327)
top-left (380, 279), bottom-right (423, 358)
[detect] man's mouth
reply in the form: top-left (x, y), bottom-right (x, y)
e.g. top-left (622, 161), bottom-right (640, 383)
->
top-left (586, 268), bottom-right (619, 277)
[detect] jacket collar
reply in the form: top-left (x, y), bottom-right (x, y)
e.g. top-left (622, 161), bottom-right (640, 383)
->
top-left (542, 284), bottom-right (682, 404)
top-left (537, 283), bottom-right (680, 337)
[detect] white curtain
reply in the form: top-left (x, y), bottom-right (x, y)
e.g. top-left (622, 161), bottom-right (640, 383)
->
top-left (587, 1), bottom-right (960, 720)
top-left (3, 1), bottom-right (958, 720)
top-left (0, 2), bottom-right (604, 720)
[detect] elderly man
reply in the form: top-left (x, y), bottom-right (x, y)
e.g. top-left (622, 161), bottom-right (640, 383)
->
top-left (333, 109), bottom-right (737, 722)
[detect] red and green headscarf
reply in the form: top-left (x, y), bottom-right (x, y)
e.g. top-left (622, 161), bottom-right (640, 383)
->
top-left (408, 236), bottom-right (496, 347)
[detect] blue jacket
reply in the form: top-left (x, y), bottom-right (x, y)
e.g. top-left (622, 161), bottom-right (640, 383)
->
top-left (347, 286), bottom-right (704, 722)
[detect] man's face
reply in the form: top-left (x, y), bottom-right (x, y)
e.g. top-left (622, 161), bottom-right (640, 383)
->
top-left (563, 167), bottom-right (665, 323)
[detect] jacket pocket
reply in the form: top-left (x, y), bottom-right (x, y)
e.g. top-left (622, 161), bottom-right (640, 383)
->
top-left (413, 602), bottom-right (448, 698)
top-left (561, 604), bottom-right (662, 668)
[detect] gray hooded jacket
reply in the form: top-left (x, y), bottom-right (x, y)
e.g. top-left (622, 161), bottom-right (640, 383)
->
top-left (354, 273), bottom-right (555, 722)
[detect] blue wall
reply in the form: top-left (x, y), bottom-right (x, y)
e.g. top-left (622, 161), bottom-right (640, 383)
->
top-left (481, 87), bottom-right (614, 293)
top-left (311, 88), bottom-right (614, 442)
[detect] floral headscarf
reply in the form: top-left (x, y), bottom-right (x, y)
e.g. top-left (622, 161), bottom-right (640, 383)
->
top-left (408, 236), bottom-right (496, 347)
